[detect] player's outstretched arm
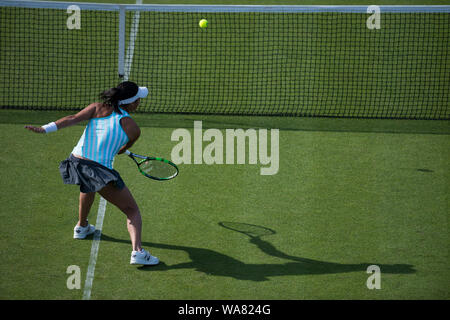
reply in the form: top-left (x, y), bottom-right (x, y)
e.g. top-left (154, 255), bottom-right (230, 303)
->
top-left (25, 103), bottom-right (97, 134)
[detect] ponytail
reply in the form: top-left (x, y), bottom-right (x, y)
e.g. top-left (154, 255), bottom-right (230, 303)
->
top-left (99, 82), bottom-right (140, 114)
top-left (99, 87), bottom-right (123, 114)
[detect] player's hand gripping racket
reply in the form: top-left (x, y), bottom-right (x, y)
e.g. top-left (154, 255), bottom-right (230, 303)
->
top-left (124, 150), bottom-right (178, 181)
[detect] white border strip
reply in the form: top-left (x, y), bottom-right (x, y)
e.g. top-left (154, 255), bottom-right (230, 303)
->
top-left (0, 1), bottom-right (449, 13)
top-left (122, 5), bottom-right (450, 13)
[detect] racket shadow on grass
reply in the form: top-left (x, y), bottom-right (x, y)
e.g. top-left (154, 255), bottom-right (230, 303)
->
top-left (101, 223), bottom-right (415, 281)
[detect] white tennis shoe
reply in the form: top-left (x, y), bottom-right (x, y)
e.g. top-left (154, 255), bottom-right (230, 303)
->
top-left (130, 248), bottom-right (159, 265)
top-left (73, 222), bottom-right (96, 239)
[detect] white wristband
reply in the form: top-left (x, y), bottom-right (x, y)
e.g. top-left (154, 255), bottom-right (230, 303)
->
top-left (42, 122), bottom-right (58, 133)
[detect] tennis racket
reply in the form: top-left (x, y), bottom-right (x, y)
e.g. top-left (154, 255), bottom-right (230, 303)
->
top-left (124, 150), bottom-right (179, 181)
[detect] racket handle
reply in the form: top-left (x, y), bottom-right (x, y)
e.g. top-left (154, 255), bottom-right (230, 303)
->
top-left (124, 150), bottom-right (131, 156)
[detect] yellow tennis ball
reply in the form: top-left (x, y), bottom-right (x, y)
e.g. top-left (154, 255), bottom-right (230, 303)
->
top-left (199, 19), bottom-right (208, 29)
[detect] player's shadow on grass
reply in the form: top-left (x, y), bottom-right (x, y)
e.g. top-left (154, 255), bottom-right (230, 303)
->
top-left (100, 229), bottom-right (415, 282)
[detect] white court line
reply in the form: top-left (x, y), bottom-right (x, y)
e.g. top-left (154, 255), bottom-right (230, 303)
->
top-left (82, 0), bottom-right (142, 300)
top-left (82, 191), bottom-right (108, 300)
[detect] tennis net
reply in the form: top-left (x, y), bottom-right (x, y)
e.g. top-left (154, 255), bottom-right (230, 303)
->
top-left (0, 1), bottom-right (449, 119)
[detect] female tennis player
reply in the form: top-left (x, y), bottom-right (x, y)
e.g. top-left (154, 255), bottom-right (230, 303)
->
top-left (25, 81), bottom-right (159, 266)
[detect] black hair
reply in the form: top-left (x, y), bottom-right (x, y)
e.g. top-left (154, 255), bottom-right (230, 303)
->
top-left (99, 81), bottom-right (139, 114)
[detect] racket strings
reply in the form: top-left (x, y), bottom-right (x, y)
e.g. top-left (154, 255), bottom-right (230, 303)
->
top-left (140, 159), bottom-right (177, 179)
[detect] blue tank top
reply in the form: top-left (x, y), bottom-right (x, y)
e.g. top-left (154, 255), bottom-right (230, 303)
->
top-left (72, 108), bottom-right (130, 169)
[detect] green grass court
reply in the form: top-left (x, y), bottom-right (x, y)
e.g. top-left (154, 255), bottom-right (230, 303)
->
top-left (0, 0), bottom-right (449, 301)
top-left (1, 111), bottom-right (449, 299)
